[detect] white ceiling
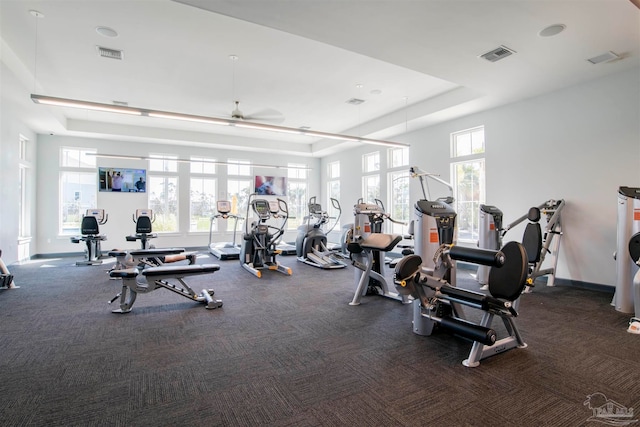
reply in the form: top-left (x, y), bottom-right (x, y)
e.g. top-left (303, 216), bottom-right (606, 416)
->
top-left (1, 0), bottom-right (638, 157)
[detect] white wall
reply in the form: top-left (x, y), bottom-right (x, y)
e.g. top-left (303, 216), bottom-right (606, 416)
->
top-left (323, 68), bottom-right (640, 287)
top-left (36, 134), bottom-right (320, 255)
top-left (0, 62), bottom-right (38, 264)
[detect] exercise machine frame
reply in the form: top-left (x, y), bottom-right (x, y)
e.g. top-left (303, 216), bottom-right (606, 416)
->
top-left (296, 196), bottom-right (346, 269)
top-left (209, 200), bottom-right (244, 260)
top-left (108, 248), bottom-right (222, 313)
top-left (394, 241), bottom-right (529, 367)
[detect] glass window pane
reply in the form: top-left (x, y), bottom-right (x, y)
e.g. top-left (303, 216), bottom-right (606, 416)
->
top-left (60, 171), bottom-right (97, 234)
top-left (227, 178), bottom-right (252, 217)
top-left (363, 175), bottom-right (380, 203)
top-left (190, 157), bottom-right (216, 174)
top-left (287, 181), bottom-right (307, 230)
top-left (288, 164), bottom-right (307, 180)
top-left (389, 147), bottom-right (409, 168)
top-left (228, 160), bottom-right (251, 176)
top-left (148, 176), bottom-right (178, 232)
top-left (328, 161), bottom-right (340, 179)
top-left (451, 159), bottom-right (485, 242)
top-left (190, 177), bottom-right (216, 232)
top-left (389, 171), bottom-right (410, 234)
top-left (363, 152), bottom-right (380, 173)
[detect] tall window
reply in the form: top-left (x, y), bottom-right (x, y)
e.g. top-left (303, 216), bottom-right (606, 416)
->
top-left (59, 147), bottom-right (97, 235)
top-left (287, 164), bottom-right (308, 229)
top-left (451, 126), bottom-right (485, 242)
top-left (226, 159), bottom-right (252, 219)
top-left (19, 136), bottom-right (31, 238)
top-left (149, 154), bottom-right (178, 232)
top-left (190, 157), bottom-right (216, 232)
top-left (327, 161), bottom-right (340, 221)
top-left (362, 151), bottom-right (380, 203)
top-left (387, 147), bottom-right (410, 234)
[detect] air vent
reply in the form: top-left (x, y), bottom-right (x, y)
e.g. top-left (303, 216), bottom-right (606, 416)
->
top-left (96, 46), bottom-right (123, 60)
top-left (587, 51), bottom-right (619, 64)
top-left (346, 98), bottom-right (365, 105)
top-left (479, 45), bottom-right (516, 62)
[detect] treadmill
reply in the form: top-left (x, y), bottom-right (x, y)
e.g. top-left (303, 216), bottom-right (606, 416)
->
top-left (209, 200), bottom-right (243, 260)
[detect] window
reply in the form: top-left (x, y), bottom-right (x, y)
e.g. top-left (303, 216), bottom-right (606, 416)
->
top-left (190, 157), bottom-right (217, 232)
top-left (327, 161), bottom-right (340, 220)
top-left (226, 159), bottom-right (252, 220)
top-left (287, 164), bottom-right (308, 229)
top-left (149, 155), bottom-right (178, 232)
top-left (450, 126), bottom-right (486, 242)
top-left (362, 151), bottom-right (380, 204)
top-left (18, 136), bottom-right (31, 238)
top-left (387, 147), bottom-right (410, 235)
top-left (388, 147), bottom-right (409, 169)
top-left (59, 147), bottom-right (97, 235)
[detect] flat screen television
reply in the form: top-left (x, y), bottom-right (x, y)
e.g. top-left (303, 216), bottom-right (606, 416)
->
top-left (98, 167), bottom-right (146, 193)
top-left (254, 175), bottom-right (287, 196)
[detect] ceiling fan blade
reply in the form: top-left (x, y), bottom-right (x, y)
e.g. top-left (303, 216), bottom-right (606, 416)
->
top-left (244, 108), bottom-right (285, 124)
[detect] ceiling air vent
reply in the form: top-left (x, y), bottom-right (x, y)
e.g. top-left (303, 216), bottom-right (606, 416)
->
top-left (346, 98), bottom-right (365, 105)
top-left (479, 45), bottom-right (516, 62)
top-left (96, 46), bottom-right (123, 60)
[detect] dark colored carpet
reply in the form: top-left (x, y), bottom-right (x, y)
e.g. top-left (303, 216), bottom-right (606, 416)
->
top-left (1, 252), bottom-right (638, 426)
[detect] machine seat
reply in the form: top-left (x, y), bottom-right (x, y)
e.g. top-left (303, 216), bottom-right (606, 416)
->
top-left (359, 234), bottom-right (403, 252)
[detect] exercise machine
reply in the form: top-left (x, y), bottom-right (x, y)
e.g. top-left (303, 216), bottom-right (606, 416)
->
top-left (613, 186), bottom-right (640, 331)
top-left (70, 209), bottom-right (108, 266)
top-left (627, 232), bottom-right (640, 333)
top-left (295, 197), bottom-right (346, 269)
top-left (478, 199), bottom-right (565, 290)
top-left (410, 166), bottom-right (457, 276)
top-left (349, 233), bottom-right (409, 305)
top-left (347, 201), bottom-right (407, 304)
top-left (239, 194), bottom-right (292, 278)
top-left (209, 200), bottom-right (243, 260)
top-left (108, 247), bottom-right (222, 313)
top-left (0, 249), bottom-right (18, 289)
top-left (394, 240), bottom-right (529, 367)
top-left (126, 209), bottom-right (157, 249)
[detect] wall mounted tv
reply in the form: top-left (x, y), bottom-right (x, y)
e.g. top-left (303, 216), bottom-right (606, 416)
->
top-left (98, 167), bottom-right (146, 193)
top-left (254, 175), bottom-right (287, 196)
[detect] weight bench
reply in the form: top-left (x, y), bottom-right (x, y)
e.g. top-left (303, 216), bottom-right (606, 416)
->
top-left (394, 241), bottom-right (528, 367)
top-left (109, 263), bottom-right (222, 313)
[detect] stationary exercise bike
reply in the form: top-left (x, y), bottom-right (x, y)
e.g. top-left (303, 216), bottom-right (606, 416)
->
top-left (70, 209), bottom-right (108, 266)
top-left (239, 194), bottom-right (292, 278)
top-left (295, 197), bottom-right (346, 269)
top-left (126, 209), bottom-right (157, 249)
top-left (209, 200), bottom-right (244, 260)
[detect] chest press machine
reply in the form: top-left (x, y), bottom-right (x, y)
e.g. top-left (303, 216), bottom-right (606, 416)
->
top-left (394, 241), bottom-right (529, 367)
top-left (108, 247), bottom-right (222, 313)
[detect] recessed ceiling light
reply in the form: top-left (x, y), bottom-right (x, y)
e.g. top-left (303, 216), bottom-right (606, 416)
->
top-left (96, 26), bottom-right (118, 37)
top-left (539, 24), bottom-right (566, 37)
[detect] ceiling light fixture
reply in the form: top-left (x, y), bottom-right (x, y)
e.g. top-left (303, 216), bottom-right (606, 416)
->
top-left (31, 94), bottom-right (408, 147)
top-left (85, 153), bottom-right (311, 170)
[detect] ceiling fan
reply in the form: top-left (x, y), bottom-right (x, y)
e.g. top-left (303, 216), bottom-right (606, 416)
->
top-left (228, 100), bottom-right (285, 124)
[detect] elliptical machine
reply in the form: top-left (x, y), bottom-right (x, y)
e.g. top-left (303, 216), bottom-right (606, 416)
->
top-left (209, 200), bottom-right (244, 260)
top-left (295, 197), bottom-right (346, 269)
top-left (239, 194), bottom-right (292, 278)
